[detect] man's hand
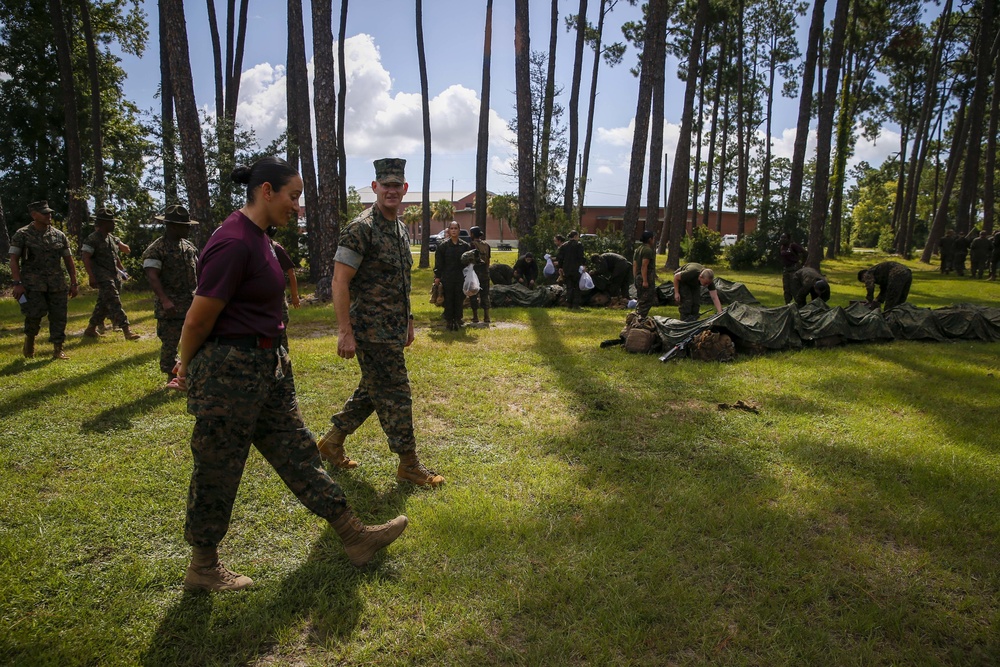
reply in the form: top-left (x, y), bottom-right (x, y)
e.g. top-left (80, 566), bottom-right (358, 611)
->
top-left (291, 295), bottom-right (300, 308)
top-left (88, 277), bottom-right (98, 289)
top-left (338, 329), bottom-right (357, 359)
top-left (13, 284), bottom-right (26, 300)
top-left (405, 319), bottom-right (415, 347)
top-left (69, 284), bottom-right (78, 298)
top-left (674, 292), bottom-right (681, 304)
top-left (161, 298), bottom-right (177, 318)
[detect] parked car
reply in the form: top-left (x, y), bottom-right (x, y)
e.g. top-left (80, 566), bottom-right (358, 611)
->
top-left (427, 228), bottom-right (471, 252)
top-left (720, 234), bottom-right (738, 247)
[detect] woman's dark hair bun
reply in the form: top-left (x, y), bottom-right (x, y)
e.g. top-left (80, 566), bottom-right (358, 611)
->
top-left (231, 165), bottom-right (253, 185)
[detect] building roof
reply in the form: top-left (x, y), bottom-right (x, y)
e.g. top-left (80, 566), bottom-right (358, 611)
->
top-left (354, 187), bottom-right (494, 207)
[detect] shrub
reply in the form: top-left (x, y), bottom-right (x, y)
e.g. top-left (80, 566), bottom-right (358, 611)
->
top-left (725, 237), bottom-right (761, 270)
top-left (683, 225), bottom-right (722, 264)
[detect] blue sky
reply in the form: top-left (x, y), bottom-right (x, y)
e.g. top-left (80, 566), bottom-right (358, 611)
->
top-left (118, 0), bottom-right (898, 206)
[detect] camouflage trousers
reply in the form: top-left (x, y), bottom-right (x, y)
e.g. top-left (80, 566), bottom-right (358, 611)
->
top-left (330, 341), bottom-right (416, 454)
top-left (184, 342), bottom-right (348, 548)
top-left (634, 276), bottom-right (658, 318)
top-left (88, 279), bottom-right (130, 329)
top-left (469, 265), bottom-right (490, 310)
top-left (781, 267), bottom-right (797, 304)
top-left (879, 267), bottom-right (912, 310)
top-left (21, 288), bottom-right (69, 344)
top-left (156, 318), bottom-right (184, 375)
top-left (678, 282), bottom-right (702, 322)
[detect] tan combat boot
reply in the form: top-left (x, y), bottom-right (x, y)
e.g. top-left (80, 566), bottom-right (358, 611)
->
top-left (122, 325), bottom-right (141, 341)
top-left (397, 451), bottom-right (445, 487)
top-left (317, 426), bottom-right (358, 469)
top-left (83, 325), bottom-right (101, 338)
top-left (52, 344), bottom-right (69, 360)
top-left (23, 335), bottom-right (35, 358)
top-left (183, 546), bottom-right (253, 592)
top-left (330, 510), bottom-right (408, 567)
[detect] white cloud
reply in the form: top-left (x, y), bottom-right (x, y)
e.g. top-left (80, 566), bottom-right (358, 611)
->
top-left (597, 165), bottom-right (613, 176)
top-left (232, 34), bottom-right (512, 161)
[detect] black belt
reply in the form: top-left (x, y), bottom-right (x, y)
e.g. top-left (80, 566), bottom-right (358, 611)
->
top-left (208, 335), bottom-right (277, 350)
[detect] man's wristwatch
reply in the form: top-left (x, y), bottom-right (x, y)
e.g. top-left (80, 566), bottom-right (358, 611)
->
top-left (12, 280), bottom-right (22, 286)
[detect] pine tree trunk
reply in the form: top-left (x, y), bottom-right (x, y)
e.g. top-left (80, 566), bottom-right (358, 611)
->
top-left (623, 0), bottom-right (668, 247)
top-left (665, 0), bottom-right (709, 270)
top-left (514, 0), bottom-right (537, 238)
top-left (417, 0), bottom-right (433, 268)
top-left (48, 0), bottom-right (86, 245)
top-left (287, 0), bottom-right (322, 279)
top-left (922, 90), bottom-right (969, 263)
top-left (161, 0), bottom-right (212, 243)
top-left (475, 0), bottom-right (494, 232)
top-left (704, 19), bottom-right (726, 229)
top-left (787, 0), bottom-right (825, 220)
top-left (716, 87), bottom-right (730, 233)
top-left (337, 0), bottom-right (350, 215)
top-left (645, 11), bottom-right (666, 240)
top-left (206, 0), bottom-right (225, 121)
top-left (159, 0), bottom-right (177, 202)
top-left (538, 0), bottom-right (558, 210)
top-left (691, 30), bottom-right (709, 229)
top-left (312, 0), bottom-right (341, 301)
top-left (734, 0), bottom-right (747, 238)
top-left (578, 0), bottom-right (607, 214)
top-left (982, 34), bottom-right (999, 234)
top-left (564, 0), bottom-right (589, 218)
top-left (78, 0), bottom-right (105, 206)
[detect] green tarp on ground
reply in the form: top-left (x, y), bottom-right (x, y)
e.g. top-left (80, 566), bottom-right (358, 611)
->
top-left (649, 300), bottom-right (1000, 354)
top-left (489, 283), bottom-right (566, 308)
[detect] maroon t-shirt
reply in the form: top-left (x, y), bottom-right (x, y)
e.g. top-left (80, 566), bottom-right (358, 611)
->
top-left (273, 241), bottom-right (294, 272)
top-left (197, 210), bottom-right (286, 338)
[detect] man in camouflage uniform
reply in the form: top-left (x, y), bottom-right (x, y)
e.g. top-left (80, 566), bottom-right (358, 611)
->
top-left (468, 225), bottom-right (492, 324)
top-left (779, 233), bottom-right (806, 303)
top-left (318, 158), bottom-right (444, 487)
top-left (790, 266), bottom-right (831, 307)
top-left (937, 229), bottom-right (956, 274)
top-left (632, 230), bottom-right (658, 317)
top-left (989, 230), bottom-right (1000, 281)
top-left (556, 230), bottom-right (586, 309)
top-left (82, 207), bottom-right (140, 340)
top-left (858, 261), bottom-right (912, 311)
top-left (673, 262), bottom-right (724, 322)
top-left (142, 204), bottom-right (199, 382)
top-left (952, 231), bottom-right (970, 276)
top-left (969, 230), bottom-right (991, 279)
top-left (9, 200), bottom-right (79, 359)
top-left (591, 251), bottom-right (633, 297)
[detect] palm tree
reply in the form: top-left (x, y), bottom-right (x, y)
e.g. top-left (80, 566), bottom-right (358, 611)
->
top-left (416, 0), bottom-right (433, 268)
top-left (431, 199), bottom-right (455, 230)
top-left (487, 193), bottom-right (517, 246)
top-left (403, 204), bottom-right (423, 239)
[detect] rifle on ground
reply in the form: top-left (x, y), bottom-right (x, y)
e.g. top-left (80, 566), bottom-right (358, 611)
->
top-left (659, 326), bottom-right (707, 362)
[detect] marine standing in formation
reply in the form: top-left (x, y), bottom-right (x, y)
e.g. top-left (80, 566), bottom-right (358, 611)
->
top-left (141, 204), bottom-right (199, 384)
top-left (317, 158), bottom-right (444, 488)
top-left (174, 157), bottom-right (407, 592)
top-left (937, 230), bottom-right (956, 274)
top-left (82, 207), bottom-right (140, 341)
top-left (857, 261), bottom-right (912, 311)
top-left (632, 230), bottom-right (658, 318)
top-left (9, 200), bottom-right (78, 359)
top-left (790, 266), bottom-right (831, 307)
top-left (673, 262), bottom-right (723, 322)
top-left (952, 231), bottom-right (970, 276)
top-left (468, 225), bottom-right (492, 324)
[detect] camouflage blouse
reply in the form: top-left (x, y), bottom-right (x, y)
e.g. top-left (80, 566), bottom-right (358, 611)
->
top-left (82, 231), bottom-right (120, 282)
top-left (142, 235), bottom-right (200, 318)
top-left (10, 224), bottom-right (72, 292)
top-left (335, 205), bottom-right (413, 344)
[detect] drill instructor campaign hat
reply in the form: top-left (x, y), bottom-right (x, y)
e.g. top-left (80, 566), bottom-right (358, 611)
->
top-left (154, 204), bottom-right (200, 225)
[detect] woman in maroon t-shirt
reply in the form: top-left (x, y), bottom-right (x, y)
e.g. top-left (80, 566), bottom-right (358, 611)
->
top-left (173, 157), bottom-right (407, 592)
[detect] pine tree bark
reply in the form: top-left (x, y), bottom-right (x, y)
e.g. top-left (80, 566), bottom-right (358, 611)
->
top-left (287, 0), bottom-right (322, 278)
top-left (982, 32), bottom-right (999, 234)
top-left (206, 0), bottom-right (225, 121)
top-left (787, 0), bottom-right (825, 221)
top-left (538, 0), bottom-right (558, 210)
top-left (805, 0), bottom-right (849, 270)
top-left (78, 0), bottom-right (105, 206)
top-left (417, 0), bottom-right (433, 268)
top-left (704, 18), bottom-right (726, 229)
top-left (312, 0), bottom-right (341, 300)
top-left (665, 0), bottom-right (709, 270)
top-left (337, 0), bottom-right (349, 215)
top-left (623, 0), bottom-right (668, 246)
top-left (922, 90), bottom-right (969, 263)
top-left (48, 0), bottom-right (86, 244)
top-left (159, 0), bottom-right (177, 201)
top-left (564, 0), bottom-right (589, 218)
top-left (578, 0), bottom-right (610, 214)
top-left (645, 8), bottom-right (666, 241)
top-left (514, 0), bottom-right (537, 239)
top-left (475, 0), bottom-right (494, 232)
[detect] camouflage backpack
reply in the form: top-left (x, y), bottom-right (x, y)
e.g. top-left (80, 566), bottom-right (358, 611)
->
top-left (687, 330), bottom-right (736, 362)
top-left (621, 313), bottom-right (658, 354)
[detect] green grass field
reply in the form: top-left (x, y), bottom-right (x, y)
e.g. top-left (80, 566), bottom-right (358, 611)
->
top-left (2, 251), bottom-right (998, 666)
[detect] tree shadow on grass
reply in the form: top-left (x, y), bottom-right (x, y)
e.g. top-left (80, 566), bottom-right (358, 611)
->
top-left (0, 349), bottom-right (158, 417)
top-left (81, 386), bottom-right (184, 433)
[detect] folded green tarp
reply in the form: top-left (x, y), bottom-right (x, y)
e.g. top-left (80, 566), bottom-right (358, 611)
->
top-left (655, 277), bottom-right (759, 306)
top-left (489, 283), bottom-right (566, 308)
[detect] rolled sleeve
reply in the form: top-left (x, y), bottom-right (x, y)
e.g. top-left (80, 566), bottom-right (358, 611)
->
top-left (9, 245), bottom-right (22, 256)
top-left (334, 245), bottom-right (364, 270)
top-left (81, 244), bottom-right (95, 255)
top-left (143, 258), bottom-right (163, 270)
